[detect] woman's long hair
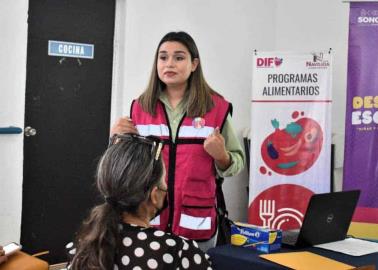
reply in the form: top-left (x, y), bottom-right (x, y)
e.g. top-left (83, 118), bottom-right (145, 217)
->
top-left (70, 137), bottom-right (164, 270)
top-left (139, 31), bottom-right (220, 118)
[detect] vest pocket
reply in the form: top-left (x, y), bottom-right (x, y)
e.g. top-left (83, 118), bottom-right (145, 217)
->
top-left (177, 192), bottom-right (216, 239)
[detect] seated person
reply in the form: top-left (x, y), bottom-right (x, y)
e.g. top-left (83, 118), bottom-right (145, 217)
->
top-left (68, 133), bottom-right (212, 270)
top-left (0, 246), bottom-right (7, 264)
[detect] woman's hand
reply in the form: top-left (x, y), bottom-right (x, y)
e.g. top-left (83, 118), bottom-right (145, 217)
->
top-left (110, 117), bottom-right (138, 136)
top-left (0, 246), bottom-right (7, 264)
top-left (204, 127), bottom-right (231, 170)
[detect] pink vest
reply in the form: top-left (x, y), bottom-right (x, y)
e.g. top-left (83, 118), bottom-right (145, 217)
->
top-left (131, 94), bottom-right (231, 240)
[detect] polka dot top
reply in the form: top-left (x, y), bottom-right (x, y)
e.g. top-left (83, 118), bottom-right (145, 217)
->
top-left (66, 222), bottom-right (213, 270)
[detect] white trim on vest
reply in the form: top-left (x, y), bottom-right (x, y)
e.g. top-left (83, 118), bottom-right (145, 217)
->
top-left (178, 126), bottom-right (214, 138)
top-left (150, 215), bottom-right (160, 226)
top-left (136, 124), bottom-right (170, 137)
top-left (179, 214), bottom-right (211, 230)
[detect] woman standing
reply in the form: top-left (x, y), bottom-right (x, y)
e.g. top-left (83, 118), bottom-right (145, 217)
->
top-left (111, 32), bottom-right (244, 250)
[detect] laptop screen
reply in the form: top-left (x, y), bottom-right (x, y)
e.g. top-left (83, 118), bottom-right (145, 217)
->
top-left (294, 190), bottom-right (360, 247)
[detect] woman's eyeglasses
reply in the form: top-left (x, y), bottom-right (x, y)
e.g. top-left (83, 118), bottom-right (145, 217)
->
top-left (109, 133), bottom-right (164, 161)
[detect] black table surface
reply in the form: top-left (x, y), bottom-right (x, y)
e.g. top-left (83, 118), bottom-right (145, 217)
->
top-left (208, 244), bottom-right (378, 270)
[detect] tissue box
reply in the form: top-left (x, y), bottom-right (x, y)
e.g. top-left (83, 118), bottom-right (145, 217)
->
top-left (230, 222), bottom-right (282, 253)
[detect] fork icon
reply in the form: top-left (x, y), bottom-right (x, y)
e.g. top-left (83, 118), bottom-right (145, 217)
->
top-left (259, 200), bottom-right (276, 228)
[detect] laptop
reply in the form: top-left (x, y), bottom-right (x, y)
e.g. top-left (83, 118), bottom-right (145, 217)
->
top-left (282, 190), bottom-right (360, 248)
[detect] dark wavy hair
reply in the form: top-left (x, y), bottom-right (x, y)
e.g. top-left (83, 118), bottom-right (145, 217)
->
top-left (70, 137), bottom-right (164, 270)
top-left (139, 31), bottom-right (220, 117)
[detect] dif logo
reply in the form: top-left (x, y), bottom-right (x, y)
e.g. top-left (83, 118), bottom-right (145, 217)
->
top-left (256, 57), bottom-right (283, 68)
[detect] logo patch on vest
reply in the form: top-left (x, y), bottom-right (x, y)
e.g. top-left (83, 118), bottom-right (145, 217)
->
top-left (192, 117), bottom-right (205, 129)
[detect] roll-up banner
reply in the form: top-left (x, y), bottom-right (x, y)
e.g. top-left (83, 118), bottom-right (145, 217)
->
top-left (248, 51), bottom-right (332, 230)
top-left (343, 2), bottom-right (378, 239)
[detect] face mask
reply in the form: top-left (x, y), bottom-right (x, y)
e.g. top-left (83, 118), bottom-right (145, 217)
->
top-left (152, 196), bottom-right (168, 220)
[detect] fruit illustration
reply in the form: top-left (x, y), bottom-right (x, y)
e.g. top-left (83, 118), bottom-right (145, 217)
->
top-left (261, 117), bottom-right (323, 175)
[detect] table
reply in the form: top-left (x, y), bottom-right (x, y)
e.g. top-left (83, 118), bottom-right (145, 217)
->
top-left (208, 245), bottom-right (378, 270)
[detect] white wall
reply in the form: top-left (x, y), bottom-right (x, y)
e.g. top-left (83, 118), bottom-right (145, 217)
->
top-left (0, 0), bottom-right (28, 243)
top-left (0, 0), bottom-right (352, 242)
